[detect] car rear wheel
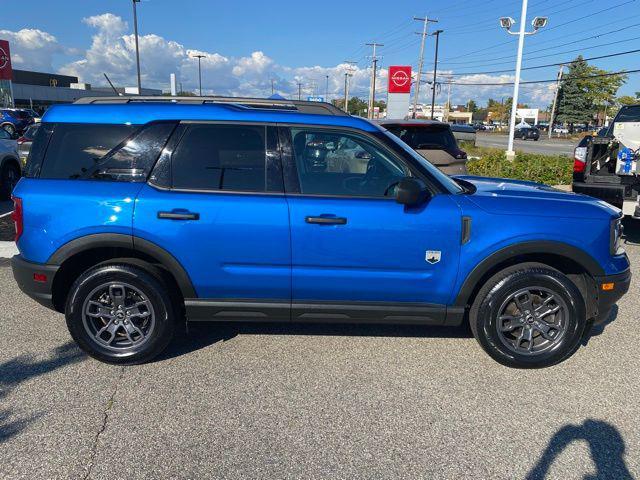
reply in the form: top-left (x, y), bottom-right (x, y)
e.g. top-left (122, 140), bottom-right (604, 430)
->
top-left (469, 263), bottom-right (587, 368)
top-left (0, 161), bottom-right (20, 200)
top-left (65, 264), bottom-right (176, 364)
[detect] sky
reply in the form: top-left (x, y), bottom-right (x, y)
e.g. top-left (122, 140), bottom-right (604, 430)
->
top-left (1, 0), bottom-right (639, 108)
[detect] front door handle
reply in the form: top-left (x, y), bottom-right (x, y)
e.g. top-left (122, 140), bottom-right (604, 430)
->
top-left (305, 216), bottom-right (347, 225)
top-left (158, 211), bottom-right (200, 220)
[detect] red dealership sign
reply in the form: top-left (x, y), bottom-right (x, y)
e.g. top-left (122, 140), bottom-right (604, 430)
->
top-left (0, 40), bottom-right (12, 81)
top-left (388, 66), bottom-right (412, 94)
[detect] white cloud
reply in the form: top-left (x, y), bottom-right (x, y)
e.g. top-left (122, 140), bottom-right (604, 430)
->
top-left (0, 28), bottom-right (62, 72)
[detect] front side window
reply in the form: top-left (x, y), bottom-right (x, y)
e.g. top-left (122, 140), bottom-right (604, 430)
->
top-left (290, 128), bottom-right (409, 197)
top-left (171, 124), bottom-right (267, 192)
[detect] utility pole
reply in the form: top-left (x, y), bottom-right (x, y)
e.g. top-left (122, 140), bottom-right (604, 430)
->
top-left (191, 54), bottom-right (205, 96)
top-left (271, 78), bottom-right (275, 95)
top-left (548, 64), bottom-right (564, 139)
top-left (413, 16), bottom-right (438, 118)
top-left (297, 82), bottom-right (303, 101)
top-left (366, 42), bottom-right (383, 120)
top-left (430, 30), bottom-right (443, 120)
top-left (343, 60), bottom-right (357, 113)
top-left (132, 0), bottom-right (142, 93)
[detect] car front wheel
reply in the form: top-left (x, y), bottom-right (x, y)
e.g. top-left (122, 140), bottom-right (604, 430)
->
top-left (65, 264), bottom-right (176, 364)
top-left (469, 263), bottom-right (587, 368)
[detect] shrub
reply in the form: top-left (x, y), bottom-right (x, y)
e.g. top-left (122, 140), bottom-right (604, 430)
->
top-left (461, 144), bottom-right (573, 185)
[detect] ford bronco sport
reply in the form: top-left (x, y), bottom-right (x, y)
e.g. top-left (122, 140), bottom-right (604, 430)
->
top-left (11, 96), bottom-right (630, 368)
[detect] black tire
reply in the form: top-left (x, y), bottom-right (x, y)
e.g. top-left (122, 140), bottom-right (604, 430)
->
top-left (0, 161), bottom-right (20, 200)
top-left (65, 264), bottom-right (176, 365)
top-left (469, 263), bottom-right (587, 368)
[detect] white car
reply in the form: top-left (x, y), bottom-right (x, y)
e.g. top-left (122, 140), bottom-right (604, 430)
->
top-left (553, 126), bottom-right (569, 134)
top-left (0, 128), bottom-right (20, 200)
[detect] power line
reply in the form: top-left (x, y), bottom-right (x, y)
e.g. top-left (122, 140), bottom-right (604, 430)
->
top-left (448, 68), bottom-right (637, 86)
top-left (445, 48), bottom-right (640, 76)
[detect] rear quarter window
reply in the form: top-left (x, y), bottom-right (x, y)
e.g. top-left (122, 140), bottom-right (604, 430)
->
top-left (32, 122), bottom-right (176, 181)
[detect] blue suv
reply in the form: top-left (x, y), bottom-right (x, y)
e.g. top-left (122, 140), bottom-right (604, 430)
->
top-left (10, 96), bottom-right (631, 368)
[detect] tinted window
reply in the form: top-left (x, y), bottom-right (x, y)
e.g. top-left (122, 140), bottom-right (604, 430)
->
top-left (24, 123), bottom-right (54, 178)
top-left (385, 125), bottom-right (456, 150)
top-left (291, 128), bottom-right (408, 197)
top-left (617, 106), bottom-right (640, 122)
top-left (172, 124), bottom-right (267, 192)
top-left (0, 129), bottom-right (10, 140)
top-left (39, 123), bottom-right (137, 179)
top-left (23, 124), bottom-right (40, 139)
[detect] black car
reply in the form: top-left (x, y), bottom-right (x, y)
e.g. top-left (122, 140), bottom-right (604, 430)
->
top-left (515, 126), bottom-right (540, 141)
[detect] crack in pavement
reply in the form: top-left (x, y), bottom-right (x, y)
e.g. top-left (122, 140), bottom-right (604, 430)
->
top-left (82, 366), bottom-right (125, 480)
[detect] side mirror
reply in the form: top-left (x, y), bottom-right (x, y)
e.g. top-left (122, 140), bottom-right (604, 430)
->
top-left (355, 151), bottom-right (372, 160)
top-left (395, 177), bottom-right (429, 206)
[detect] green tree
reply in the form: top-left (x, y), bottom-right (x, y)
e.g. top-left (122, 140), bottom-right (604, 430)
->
top-left (556, 56), bottom-right (627, 126)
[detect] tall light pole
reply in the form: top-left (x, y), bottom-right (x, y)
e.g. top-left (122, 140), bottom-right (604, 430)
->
top-left (343, 60), bottom-right (357, 113)
top-left (191, 54), bottom-right (205, 96)
top-left (430, 30), bottom-right (443, 120)
top-left (132, 0), bottom-right (142, 94)
top-left (325, 74), bottom-right (329, 102)
top-left (500, 4), bottom-right (548, 159)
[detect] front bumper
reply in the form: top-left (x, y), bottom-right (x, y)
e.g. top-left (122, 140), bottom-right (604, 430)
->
top-left (11, 255), bottom-right (59, 310)
top-left (593, 268), bottom-right (631, 324)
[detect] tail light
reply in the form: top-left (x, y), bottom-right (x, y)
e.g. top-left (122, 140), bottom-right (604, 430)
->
top-left (16, 136), bottom-right (26, 145)
top-left (573, 146), bottom-right (587, 173)
top-left (11, 196), bottom-right (23, 242)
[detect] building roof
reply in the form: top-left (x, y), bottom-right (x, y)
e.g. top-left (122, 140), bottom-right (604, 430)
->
top-left (42, 101), bottom-right (380, 132)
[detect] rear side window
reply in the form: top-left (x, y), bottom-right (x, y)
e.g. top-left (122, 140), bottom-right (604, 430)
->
top-left (616, 106), bottom-right (640, 122)
top-left (171, 124), bottom-right (267, 192)
top-left (386, 125), bottom-right (456, 150)
top-left (36, 123), bottom-right (175, 181)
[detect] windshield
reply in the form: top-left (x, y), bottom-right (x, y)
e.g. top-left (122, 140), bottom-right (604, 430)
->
top-left (381, 129), bottom-right (463, 194)
top-left (385, 125), bottom-right (456, 149)
top-left (617, 105), bottom-right (640, 122)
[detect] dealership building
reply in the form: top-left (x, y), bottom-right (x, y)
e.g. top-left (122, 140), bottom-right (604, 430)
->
top-left (11, 69), bottom-right (161, 110)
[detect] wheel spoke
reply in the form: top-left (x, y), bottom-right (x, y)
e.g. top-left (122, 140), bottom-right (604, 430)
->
top-left (537, 304), bottom-right (561, 319)
top-left (499, 315), bottom-right (524, 332)
top-left (122, 321), bottom-right (144, 343)
top-left (86, 300), bottom-right (113, 319)
top-left (125, 301), bottom-right (151, 319)
top-left (514, 291), bottom-right (535, 316)
top-left (533, 320), bottom-right (561, 340)
top-left (97, 321), bottom-right (119, 345)
top-left (108, 285), bottom-right (126, 308)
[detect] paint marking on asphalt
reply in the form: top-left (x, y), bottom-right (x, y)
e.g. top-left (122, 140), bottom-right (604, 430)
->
top-left (0, 241), bottom-right (18, 258)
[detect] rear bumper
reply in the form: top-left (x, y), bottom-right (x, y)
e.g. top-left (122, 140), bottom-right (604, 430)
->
top-left (593, 268), bottom-right (631, 324)
top-left (11, 255), bottom-right (59, 310)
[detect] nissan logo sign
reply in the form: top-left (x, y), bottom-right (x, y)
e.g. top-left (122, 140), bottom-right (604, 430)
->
top-left (391, 70), bottom-right (410, 87)
top-left (0, 46), bottom-right (8, 70)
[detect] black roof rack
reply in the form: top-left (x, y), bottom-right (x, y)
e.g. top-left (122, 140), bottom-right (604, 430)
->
top-left (73, 95), bottom-right (347, 116)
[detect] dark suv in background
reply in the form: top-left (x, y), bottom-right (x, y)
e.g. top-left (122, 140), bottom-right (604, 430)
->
top-left (379, 120), bottom-right (468, 175)
top-left (1, 109), bottom-right (35, 136)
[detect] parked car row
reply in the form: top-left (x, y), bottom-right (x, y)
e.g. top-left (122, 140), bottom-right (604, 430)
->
top-left (0, 108), bottom-right (37, 136)
top-left (8, 96), bottom-right (630, 370)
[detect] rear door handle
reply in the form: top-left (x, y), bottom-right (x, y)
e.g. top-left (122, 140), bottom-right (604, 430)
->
top-left (158, 211), bottom-right (200, 220)
top-left (305, 216), bottom-right (347, 225)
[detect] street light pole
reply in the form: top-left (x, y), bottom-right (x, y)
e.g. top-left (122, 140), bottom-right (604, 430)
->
top-left (500, 2), bottom-right (548, 159)
top-left (325, 74), bottom-right (329, 102)
top-left (132, 0), bottom-right (142, 94)
top-left (192, 54), bottom-right (205, 96)
top-left (430, 30), bottom-right (443, 120)
top-left (548, 64), bottom-right (564, 139)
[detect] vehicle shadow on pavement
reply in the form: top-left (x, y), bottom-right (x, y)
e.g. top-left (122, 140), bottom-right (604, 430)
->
top-left (526, 419), bottom-right (633, 479)
top-left (158, 322), bottom-right (472, 361)
top-left (0, 341), bottom-right (85, 443)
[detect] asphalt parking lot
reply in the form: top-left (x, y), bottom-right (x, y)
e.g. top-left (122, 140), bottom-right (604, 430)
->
top-left (1, 223), bottom-right (639, 479)
top-left (475, 133), bottom-right (576, 157)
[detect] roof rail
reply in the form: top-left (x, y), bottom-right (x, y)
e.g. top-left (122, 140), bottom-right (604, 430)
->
top-left (72, 95), bottom-right (348, 116)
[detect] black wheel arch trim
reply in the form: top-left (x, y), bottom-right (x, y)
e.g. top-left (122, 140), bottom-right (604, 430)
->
top-left (454, 240), bottom-right (605, 308)
top-left (47, 233), bottom-right (197, 298)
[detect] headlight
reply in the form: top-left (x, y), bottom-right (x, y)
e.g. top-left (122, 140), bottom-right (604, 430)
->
top-left (610, 217), bottom-right (624, 255)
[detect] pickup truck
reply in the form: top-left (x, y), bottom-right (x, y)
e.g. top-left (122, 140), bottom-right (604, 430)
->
top-left (572, 104), bottom-right (640, 216)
